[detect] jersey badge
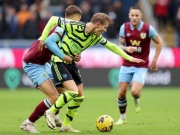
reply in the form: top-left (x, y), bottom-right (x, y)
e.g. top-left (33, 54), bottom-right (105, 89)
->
top-left (62, 74), bottom-right (67, 79)
top-left (140, 33), bottom-right (146, 39)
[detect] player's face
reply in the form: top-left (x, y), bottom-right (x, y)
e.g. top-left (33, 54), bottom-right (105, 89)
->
top-left (94, 22), bottom-right (109, 36)
top-left (129, 9), bottom-right (142, 27)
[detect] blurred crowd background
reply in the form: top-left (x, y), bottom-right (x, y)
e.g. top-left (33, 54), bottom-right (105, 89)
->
top-left (0, 0), bottom-right (180, 47)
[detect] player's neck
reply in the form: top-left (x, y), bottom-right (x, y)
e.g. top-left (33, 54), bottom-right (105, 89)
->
top-left (132, 22), bottom-right (140, 29)
top-left (85, 22), bottom-right (95, 34)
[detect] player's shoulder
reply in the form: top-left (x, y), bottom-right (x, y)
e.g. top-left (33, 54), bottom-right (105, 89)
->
top-left (68, 20), bottom-right (85, 26)
top-left (124, 22), bottom-right (130, 27)
top-left (143, 22), bottom-right (150, 27)
top-left (50, 16), bottom-right (59, 19)
top-left (58, 17), bottom-right (67, 25)
top-left (143, 22), bottom-right (157, 34)
top-left (59, 17), bottom-right (84, 26)
top-left (124, 22), bottom-right (130, 25)
top-left (142, 21), bottom-right (153, 29)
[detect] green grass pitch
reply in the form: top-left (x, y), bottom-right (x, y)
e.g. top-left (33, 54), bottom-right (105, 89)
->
top-left (0, 87), bottom-right (179, 135)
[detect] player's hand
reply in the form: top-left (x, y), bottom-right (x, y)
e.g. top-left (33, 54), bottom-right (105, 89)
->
top-left (38, 40), bottom-right (45, 51)
top-left (131, 57), bottom-right (145, 63)
top-left (74, 53), bottom-right (81, 62)
top-left (150, 61), bottom-right (158, 71)
top-left (62, 55), bottom-right (73, 64)
top-left (127, 46), bottom-right (137, 53)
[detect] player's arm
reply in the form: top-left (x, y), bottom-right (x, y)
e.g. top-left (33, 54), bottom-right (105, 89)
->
top-left (151, 35), bottom-right (162, 70)
top-left (149, 26), bottom-right (163, 70)
top-left (38, 16), bottom-right (59, 51)
top-left (104, 41), bottom-right (144, 63)
top-left (39, 16), bottom-right (59, 41)
top-left (152, 35), bottom-right (162, 61)
top-left (119, 37), bottom-right (128, 51)
top-left (118, 24), bottom-right (137, 53)
top-left (45, 27), bottom-right (73, 64)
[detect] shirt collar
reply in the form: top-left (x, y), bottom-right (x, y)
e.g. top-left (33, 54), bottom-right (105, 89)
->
top-left (130, 21), bottom-right (144, 30)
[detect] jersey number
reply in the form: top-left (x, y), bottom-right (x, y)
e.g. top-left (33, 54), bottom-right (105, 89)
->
top-left (134, 47), bottom-right (142, 53)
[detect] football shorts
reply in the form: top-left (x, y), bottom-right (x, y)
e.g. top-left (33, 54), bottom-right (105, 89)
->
top-left (119, 66), bottom-right (148, 85)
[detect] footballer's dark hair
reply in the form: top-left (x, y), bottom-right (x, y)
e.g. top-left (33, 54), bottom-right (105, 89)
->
top-left (129, 6), bottom-right (142, 12)
top-left (65, 5), bottom-right (82, 17)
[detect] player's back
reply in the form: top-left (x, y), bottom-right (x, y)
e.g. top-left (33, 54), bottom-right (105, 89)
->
top-left (23, 26), bottom-right (58, 65)
top-left (58, 21), bottom-right (103, 56)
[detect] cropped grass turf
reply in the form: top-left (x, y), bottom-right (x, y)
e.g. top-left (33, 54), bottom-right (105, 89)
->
top-left (0, 87), bottom-right (179, 135)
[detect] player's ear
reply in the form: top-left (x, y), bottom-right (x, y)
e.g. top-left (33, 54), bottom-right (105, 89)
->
top-left (128, 12), bottom-right (131, 18)
top-left (140, 12), bottom-right (143, 19)
top-left (96, 22), bottom-right (100, 27)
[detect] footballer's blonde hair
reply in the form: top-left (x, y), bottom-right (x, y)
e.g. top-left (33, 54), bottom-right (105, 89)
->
top-left (90, 13), bottom-right (114, 26)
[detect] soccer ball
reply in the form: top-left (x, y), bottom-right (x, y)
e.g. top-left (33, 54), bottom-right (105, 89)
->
top-left (96, 115), bottom-right (114, 132)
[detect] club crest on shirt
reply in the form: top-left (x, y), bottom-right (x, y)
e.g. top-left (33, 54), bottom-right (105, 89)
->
top-left (140, 33), bottom-right (146, 39)
top-left (62, 74), bottom-right (67, 79)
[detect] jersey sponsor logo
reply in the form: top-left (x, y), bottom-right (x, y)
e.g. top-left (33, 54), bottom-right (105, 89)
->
top-left (64, 20), bottom-right (69, 24)
top-left (130, 40), bottom-right (141, 46)
top-left (140, 33), bottom-right (146, 39)
top-left (61, 18), bottom-right (70, 25)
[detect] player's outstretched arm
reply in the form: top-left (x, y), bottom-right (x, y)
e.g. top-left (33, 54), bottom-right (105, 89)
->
top-left (105, 42), bottom-right (144, 63)
top-left (130, 57), bottom-right (145, 63)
